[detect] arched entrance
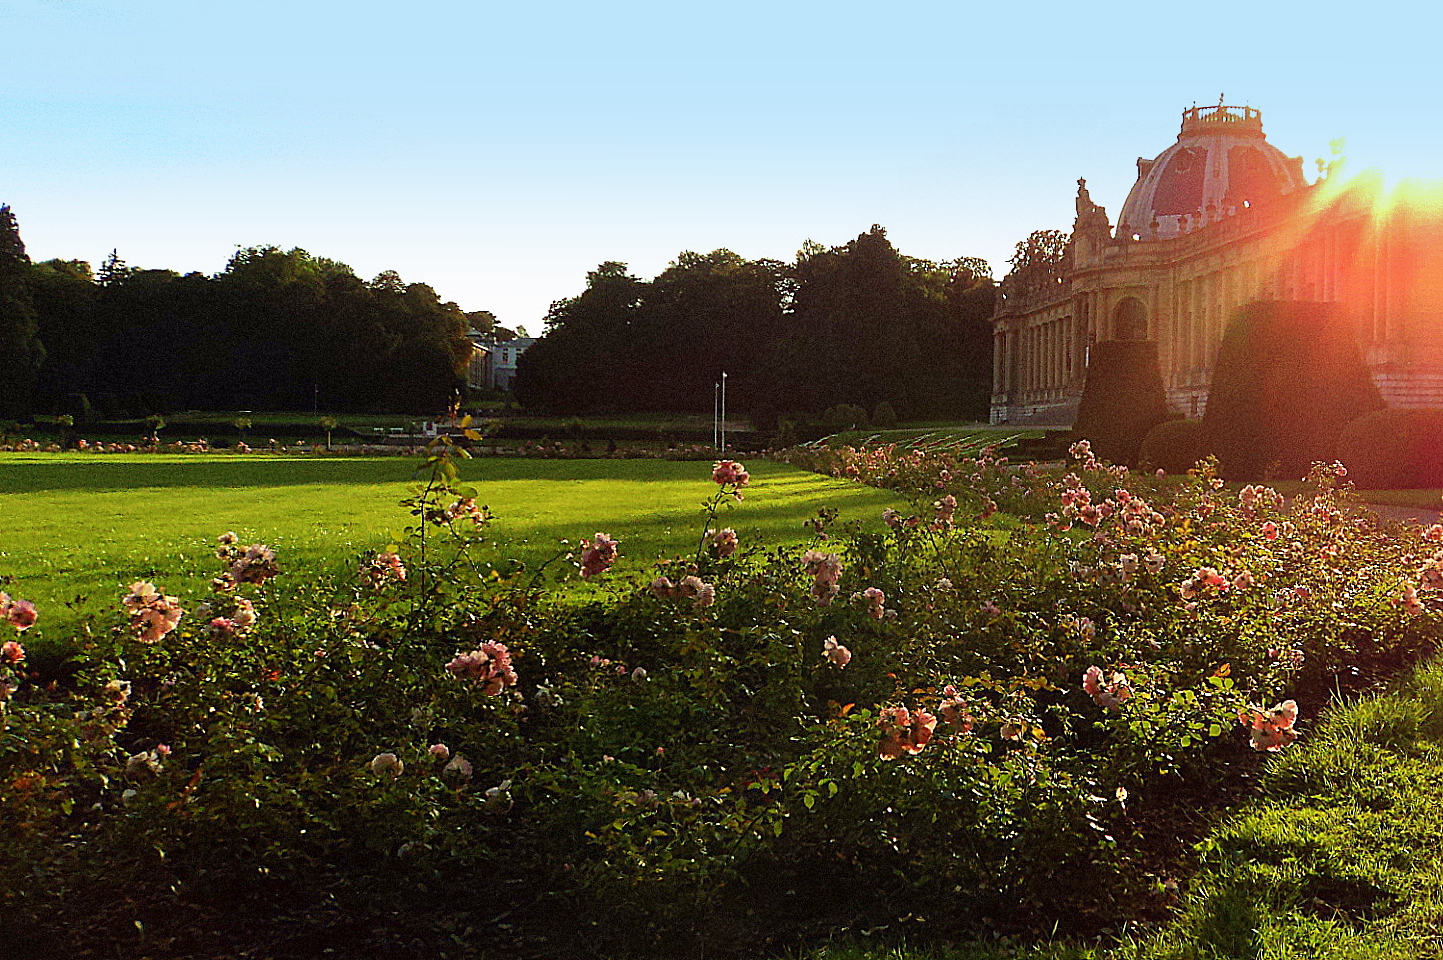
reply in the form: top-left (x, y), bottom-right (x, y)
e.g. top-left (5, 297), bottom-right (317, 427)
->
top-left (1112, 297), bottom-right (1148, 340)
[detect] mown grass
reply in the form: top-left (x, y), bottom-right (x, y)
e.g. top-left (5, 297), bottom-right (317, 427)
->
top-left (0, 453), bottom-right (903, 644)
top-left (1340, 488), bottom-right (1443, 510)
top-left (823, 426), bottom-right (1045, 453)
top-left (1108, 656), bottom-right (1443, 960)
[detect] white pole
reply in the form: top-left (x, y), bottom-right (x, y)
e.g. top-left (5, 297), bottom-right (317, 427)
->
top-left (713, 382), bottom-right (720, 449)
top-left (721, 371), bottom-right (727, 452)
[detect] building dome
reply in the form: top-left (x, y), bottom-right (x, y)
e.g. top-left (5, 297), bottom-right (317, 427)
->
top-left (1116, 104), bottom-right (1306, 241)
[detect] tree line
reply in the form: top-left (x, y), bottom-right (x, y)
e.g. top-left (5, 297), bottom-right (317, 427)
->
top-left (0, 205), bottom-right (478, 419)
top-left (513, 225), bottom-right (996, 425)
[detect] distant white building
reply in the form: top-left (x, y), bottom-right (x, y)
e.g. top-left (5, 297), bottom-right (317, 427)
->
top-left (466, 333), bottom-right (535, 390)
top-left (465, 335), bottom-right (492, 389)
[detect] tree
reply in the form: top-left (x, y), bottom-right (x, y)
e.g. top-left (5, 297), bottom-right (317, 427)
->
top-left (514, 263), bottom-right (645, 412)
top-left (632, 249), bottom-right (787, 412)
top-left (29, 258), bottom-right (101, 409)
top-left (0, 205), bottom-right (46, 417)
top-left (784, 225), bottom-right (909, 412)
top-left (1002, 229), bottom-right (1069, 307)
top-left (97, 249), bottom-right (133, 287)
top-left (466, 310), bottom-right (498, 336)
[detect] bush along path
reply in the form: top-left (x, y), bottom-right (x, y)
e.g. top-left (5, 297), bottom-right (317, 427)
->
top-left (2, 439), bottom-right (1442, 958)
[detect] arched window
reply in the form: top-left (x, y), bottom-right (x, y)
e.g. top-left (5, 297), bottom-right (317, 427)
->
top-left (1112, 297), bottom-right (1148, 340)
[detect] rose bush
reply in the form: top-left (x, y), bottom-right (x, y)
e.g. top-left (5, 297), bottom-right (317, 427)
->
top-left (0, 438), bottom-right (1439, 957)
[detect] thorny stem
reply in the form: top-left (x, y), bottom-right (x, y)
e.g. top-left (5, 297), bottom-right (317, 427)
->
top-left (695, 486), bottom-right (735, 565)
top-left (525, 548), bottom-right (572, 595)
top-left (415, 464), bottom-right (442, 603)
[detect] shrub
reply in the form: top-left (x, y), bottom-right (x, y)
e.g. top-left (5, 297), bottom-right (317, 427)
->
top-left (872, 400), bottom-right (898, 430)
top-left (821, 403), bottom-right (869, 431)
top-left (1139, 418), bottom-right (1209, 474)
top-left (63, 393), bottom-right (92, 424)
top-left (1337, 408), bottom-right (1443, 489)
top-left (1072, 340), bottom-right (1172, 467)
top-left (1202, 301), bottom-right (1384, 480)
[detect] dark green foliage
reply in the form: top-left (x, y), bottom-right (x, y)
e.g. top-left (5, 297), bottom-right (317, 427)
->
top-left (1202, 301), bottom-right (1384, 480)
top-left (27, 243), bottom-right (473, 414)
top-left (514, 229), bottom-right (996, 420)
top-left (1337, 408), bottom-right (1443, 489)
top-left (872, 400), bottom-right (898, 429)
top-left (0, 206), bottom-right (46, 418)
top-left (1071, 340), bottom-right (1171, 467)
top-left (1139, 418), bottom-right (1209, 474)
top-left (822, 403), bottom-right (870, 431)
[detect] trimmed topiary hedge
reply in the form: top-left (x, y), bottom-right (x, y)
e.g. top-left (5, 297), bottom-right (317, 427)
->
top-left (1338, 408), bottom-right (1443, 489)
top-left (1139, 418), bottom-right (1208, 475)
top-left (1072, 339), bottom-right (1171, 467)
top-left (1201, 301), bottom-right (1384, 480)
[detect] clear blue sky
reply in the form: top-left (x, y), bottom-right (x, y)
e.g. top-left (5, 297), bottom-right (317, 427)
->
top-left (4, 0), bottom-right (1438, 331)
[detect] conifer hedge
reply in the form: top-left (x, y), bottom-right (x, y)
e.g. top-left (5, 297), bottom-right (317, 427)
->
top-left (1072, 340), bottom-right (1171, 467)
top-left (1337, 408), bottom-right (1443, 489)
top-left (1201, 301), bottom-right (1383, 480)
top-left (1139, 418), bottom-right (1208, 474)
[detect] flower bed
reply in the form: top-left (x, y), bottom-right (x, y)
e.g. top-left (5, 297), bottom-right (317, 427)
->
top-left (1, 442), bottom-right (1439, 957)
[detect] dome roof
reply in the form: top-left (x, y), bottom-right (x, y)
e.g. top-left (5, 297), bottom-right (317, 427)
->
top-left (1116, 104), bottom-right (1306, 240)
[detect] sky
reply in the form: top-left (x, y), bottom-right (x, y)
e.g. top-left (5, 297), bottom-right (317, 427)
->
top-left (3, 0), bottom-right (1440, 331)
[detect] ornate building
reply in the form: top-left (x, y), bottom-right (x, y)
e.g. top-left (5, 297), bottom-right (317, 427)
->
top-left (990, 103), bottom-right (1443, 424)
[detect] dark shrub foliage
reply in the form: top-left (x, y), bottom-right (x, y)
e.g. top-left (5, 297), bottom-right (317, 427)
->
top-left (1201, 301), bottom-right (1384, 480)
top-left (1071, 340), bottom-right (1171, 467)
top-left (872, 400), bottom-right (898, 430)
top-left (1338, 408), bottom-right (1443, 489)
top-left (1139, 418), bottom-right (1208, 474)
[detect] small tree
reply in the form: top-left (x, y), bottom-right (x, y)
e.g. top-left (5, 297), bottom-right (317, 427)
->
top-left (872, 400), bottom-right (898, 430)
top-left (320, 416), bottom-right (338, 450)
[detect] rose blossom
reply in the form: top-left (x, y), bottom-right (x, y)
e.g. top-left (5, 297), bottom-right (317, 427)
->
top-left (938, 684), bottom-right (973, 734)
top-left (579, 533), bottom-right (619, 578)
top-left (370, 752), bottom-right (404, 778)
top-left (446, 642), bottom-right (518, 695)
top-left (1082, 665), bottom-right (1132, 710)
top-left (678, 575), bottom-right (715, 609)
top-left (122, 582), bottom-right (184, 644)
top-left (877, 705), bottom-right (937, 760)
top-left (711, 460), bottom-right (750, 488)
top-left (2, 597), bottom-right (37, 632)
top-left (707, 528), bottom-right (738, 559)
top-left (802, 550), bottom-right (842, 606)
top-left (1240, 700), bottom-right (1299, 751)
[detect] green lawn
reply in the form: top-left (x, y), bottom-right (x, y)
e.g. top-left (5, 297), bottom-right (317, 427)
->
top-left (824, 426), bottom-right (1044, 453)
top-left (0, 453), bottom-right (903, 644)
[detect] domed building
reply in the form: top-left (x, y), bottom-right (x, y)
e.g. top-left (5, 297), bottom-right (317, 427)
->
top-left (990, 102), bottom-right (1443, 423)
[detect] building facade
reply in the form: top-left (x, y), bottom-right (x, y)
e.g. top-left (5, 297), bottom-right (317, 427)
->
top-left (466, 333), bottom-right (536, 391)
top-left (990, 103), bottom-right (1443, 424)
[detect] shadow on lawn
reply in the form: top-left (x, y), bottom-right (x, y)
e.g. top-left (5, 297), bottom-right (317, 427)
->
top-left (0, 456), bottom-right (844, 495)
